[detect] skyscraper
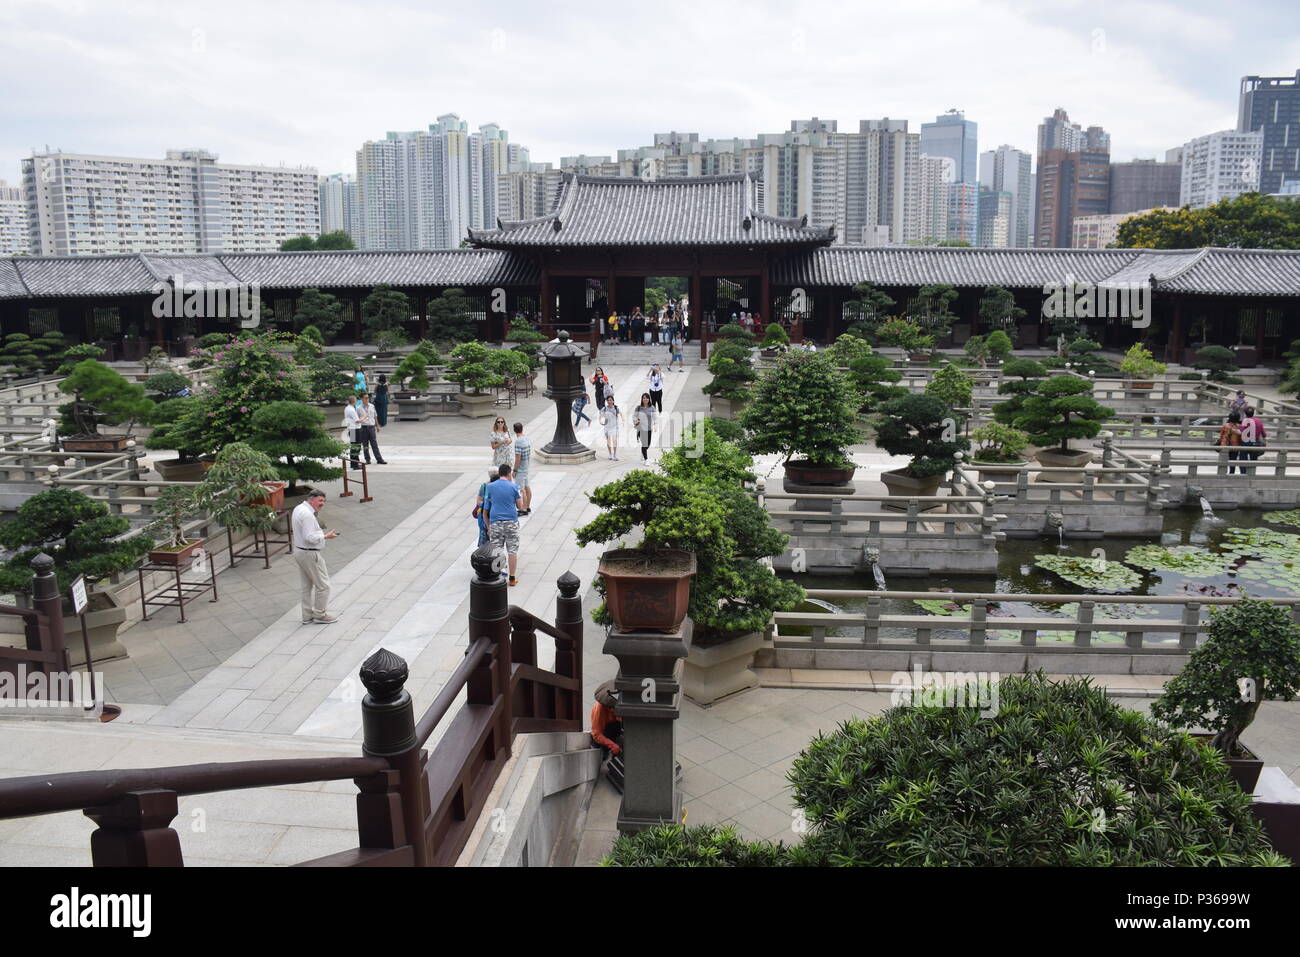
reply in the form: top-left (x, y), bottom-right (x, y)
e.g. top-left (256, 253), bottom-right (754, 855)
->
top-left (0, 181), bottom-right (28, 256)
top-left (978, 145), bottom-right (1032, 246)
top-left (1179, 130), bottom-right (1264, 207)
top-left (921, 110), bottom-right (978, 184)
top-left (319, 173), bottom-right (359, 244)
top-left (1108, 159), bottom-right (1182, 214)
top-left (1034, 110), bottom-right (1110, 247)
top-left (1238, 70), bottom-right (1300, 194)
top-left (977, 189), bottom-right (1012, 247)
top-left (917, 155), bottom-right (955, 243)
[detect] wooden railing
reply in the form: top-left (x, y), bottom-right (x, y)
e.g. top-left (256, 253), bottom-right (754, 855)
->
top-left (773, 588), bottom-right (1300, 653)
top-left (0, 554), bottom-right (585, 867)
top-left (0, 555), bottom-right (72, 698)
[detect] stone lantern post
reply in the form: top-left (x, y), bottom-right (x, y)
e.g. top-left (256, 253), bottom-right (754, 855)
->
top-left (534, 330), bottom-right (595, 464)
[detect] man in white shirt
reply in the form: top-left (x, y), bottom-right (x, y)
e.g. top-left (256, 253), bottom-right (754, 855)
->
top-left (292, 491), bottom-right (339, 624)
top-left (355, 393), bottom-right (387, 465)
top-left (342, 396), bottom-right (361, 470)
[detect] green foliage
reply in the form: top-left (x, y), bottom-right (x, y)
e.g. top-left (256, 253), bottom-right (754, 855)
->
top-left (963, 334), bottom-right (989, 367)
top-left (825, 333), bottom-right (873, 368)
top-left (490, 347), bottom-right (532, 381)
top-left (144, 371), bottom-right (190, 400)
top-left (372, 327), bottom-right (408, 354)
top-left (969, 423), bottom-right (1029, 464)
top-left (0, 489), bottom-right (152, 595)
top-left (1066, 338), bottom-right (1110, 374)
top-left (394, 352), bottom-right (430, 392)
top-left (2, 331), bottom-right (70, 376)
top-left (603, 824), bottom-right (788, 867)
top-left (844, 281), bottom-right (895, 337)
top-left (1114, 193), bottom-right (1300, 250)
top-left (828, 334), bottom-right (906, 413)
top-left (57, 359), bottom-right (152, 437)
top-left (299, 324), bottom-right (324, 345)
top-left (991, 358), bottom-right (1047, 427)
top-left (1118, 342), bottom-right (1166, 380)
top-left (1123, 545), bottom-right (1236, 577)
top-left (761, 323), bottom-right (789, 347)
top-left (305, 353), bottom-right (354, 405)
top-left (1153, 599), bottom-right (1300, 756)
top-left (414, 339), bottom-right (441, 364)
top-left (139, 485), bottom-right (201, 550)
top-left (905, 283), bottom-right (958, 338)
top-left (874, 393), bottom-right (970, 479)
top-left (194, 442), bottom-right (282, 531)
top-left (504, 320), bottom-right (546, 367)
top-left (924, 362), bottom-right (973, 409)
top-left (977, 286), bottom-right (1025, 332)
top-left (246, 402), bottom-right (345, 493)
top-left (740, 352), bottom-right (863, 468)
top-left (643, 287), bottom-right (667, 316)
top-left (361, 284), bottom-right (411, 339)
top-left (444, 341), bottom-right (504, 394)
top-left (984, 329), bottom-right (1014, 363)
top-left (1012, 374), bottom-right (1113, 453)
top-left (144, 396), bottom-right (205, 462)
top-left (715, 323), bottom-right (755, 344)
top-left (53, 341), bottom-right (105, 376)
top-left (1193, 345), bottom-right (1240, 383)
top-left (659, 419), bottom-right (755, 488)
top-left (873, 317), bottom-right (933, 353)
top-left (196, 333), bottom-right (231, 349)
top-left (703, 417), bottom-right (745, 444)
top-left (293, 289), bottom-right (346, 339)
top-left (279, 235), bottom-right (316, 251)
top-left (702, 340), bottom-right (756, 402)
top-left (426, 288), bottom-right (478, 343)
top-left (316, 230), bottom-right (355, 250)
top-left (1034, 554), bottom-right (1142, 591)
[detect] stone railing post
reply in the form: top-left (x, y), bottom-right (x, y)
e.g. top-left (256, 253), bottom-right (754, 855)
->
top-left (554, 571), bottom-right (584, 723)
top-left (30, 552), bottom-right (68, 675)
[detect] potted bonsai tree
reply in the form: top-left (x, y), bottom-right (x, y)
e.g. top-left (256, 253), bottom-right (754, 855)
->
top-left (1118, 342), bottom-right (1166, 389)
top-left (444, 341), bottom-right (504, 418)
top-left (489, 347), bottom-right (533, 391)
top-left (759, 322), bottom-right (789, 359)
top-left (141, 484), bottom-right (204, 565)
top-left (906, 283), bottom-right (958, 347)
top-left (393, 352), bottom-right (430, 396)
top-left (504, 321), bottom-right (546, 381)
top-left (827, 335), bottom-right (906, 416)
top-left (0, 488), bottom-right (152, 663)
top-left (194, 442), bottom-right (282, 535)
top-left (57, 358), bottom-right (153, 452)
top-left (874, 317), bottom-right (934, 362)
top-left (992, 358), bottom-right (1048, 428)
top-left (246, 402), bottom-right (345, 502)
top-left (875, 393), bottom-right (970, 500)
top-left (1193, 345), bottom-right (1243, 384)
top-left (968, 422), bottom-right (1031, 480)
top-left (1013, 374), bottom-right (1114, 481)
top-left (740, 351), bottom-right (863, 487)
top-left (574, 470), bottom-right (708, 633)
top-left (924, 362), bottom-right (974, 411)
top-left (715, 322), bottom-right (756, 346)
top-left (702, 339), bottom-right (756, 419)
top-left (1152, 598), bottom-right (1300, 793)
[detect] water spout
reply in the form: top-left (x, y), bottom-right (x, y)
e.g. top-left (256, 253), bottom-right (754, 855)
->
top-left (804, 598), bottom-right (845, 615)
top-left (1046, 511), bottom-right (1065, 548)
top-left (863, 546), bottom-right (888, 590)
top-left (1200, 496), bottom-right (1216, 519)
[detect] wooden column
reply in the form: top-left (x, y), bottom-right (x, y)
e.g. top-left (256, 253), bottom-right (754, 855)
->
top-left (693, 270), bottom-right (705, 359)
top-left (760, 262), bottom-right (771, 329)
top-left (540, 270), bottom-right (554, 338)
top-left (352, 294), bottom-right (362, 342)
top-left (418, 295), bottom-right (428, 341)
top-left (1169, 300), bottom-right (1184, 365)
top-left (151, 296), bottom-right (164, 348)
top-left (1256, 300), bottom-right (1267, 355)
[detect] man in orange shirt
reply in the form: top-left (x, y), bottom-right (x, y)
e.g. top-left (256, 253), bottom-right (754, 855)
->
top-left (590, 681), bottom-right (622, 758)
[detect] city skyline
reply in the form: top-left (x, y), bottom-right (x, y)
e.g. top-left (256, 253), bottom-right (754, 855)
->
top-left (2, 0), bottom-right (1297, 185)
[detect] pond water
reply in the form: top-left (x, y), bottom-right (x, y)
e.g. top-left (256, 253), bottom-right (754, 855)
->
top-left (783, 507), bottom-right (1300, 643)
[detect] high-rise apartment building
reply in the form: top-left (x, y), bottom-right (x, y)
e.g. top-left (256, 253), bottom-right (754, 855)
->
top-left (1179, 129), bottom-right (1264, 207)
top-left (920, 111), bottom-right (978, 184)
top-left (978, 145), bottom-right (1032, 246)
top-left (1071, 208), bottom-right (1166, 249)
top-left (496, 161), bottom-right (565, 220)
top-left (916, 155), bottom-right (954, 244)
top-left (947, 181), bottom-right (979, 245)
top-left (855, 119), bottom-right (920, 245)
top-left (319, 173), bottom-right (359, 244)
top-left (1108, 159), bottom-right (1182, 214)
top-left (977, 189), bottom-right (1012, 247)
top-left (1034, 110), bottom-right (1110, 247)
top-left (21, 149), bottom-right (318, 256)
top-left (0, 181), bottom-right (29, 256)
top-left (469, 123), bottom-right (512, 235)
top-left (1238, 70), bottom-right (1300, 194)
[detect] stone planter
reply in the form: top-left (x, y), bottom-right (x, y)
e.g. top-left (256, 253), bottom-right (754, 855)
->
top-left (64, 591), bottom-right (127, 665)
top-left (880, 467), bottom-right (945, 510)
top-left (1128, 380), bottom-right (1155, 391)
top-left (1192, 734), bottom-right (1263, 793)
top-left (783, 460), bottom-right (856, 486)
top-left (459, 393), bottom-right (496, 419)
top-left (394, 393), bottom-right (435, 421)
top-left (970, 460), bottom-right (1028, 482)
top-left (708, 395), bottom-right (747, 420)
top-left (1034, 447), bottom-right (1092, 483)
top-left (153, 457), bottom-right (211, 482)
top-left (598, 548), bottom-right (696, 633)
top-left (61, 434), bottom-right (130, 453)
top-left (147, 538), bottom-right (205, 566)
top-left (684, 631), bottom-right (764, 706)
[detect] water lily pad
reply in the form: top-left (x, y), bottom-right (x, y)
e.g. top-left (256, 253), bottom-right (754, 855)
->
top-left (1033, 555), bottom-right (1142, 592)
top-left (1262, 509), bottom-right (1300, 528)
top-left (1123, 545), bottom-right (1235, 578)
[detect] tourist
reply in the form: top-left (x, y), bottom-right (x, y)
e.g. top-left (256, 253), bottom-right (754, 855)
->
top-left (513, 422), bottom-right (533, 515)
top-left (355, 393), bottom-right (387, 465)
top-left (1229, 390), bottom-right (1249, 417)
top-left (591, 367), bottom-right (609, 408)
top-left (373, 374), bottom-right (390, 427)
top-left (473, 469), bottom-right (496, 547)
top-left (607, 311), bottom-right (618, 344)
top-left (600, 394), bottom-right (622, 460)
top-left (291, 491), bottom-right (339, 624)
top-left (668, 332), bottom-right (685, 372)
top-left (342, 395), bottom-right (361, 470)
top-left (1241, 406), bottom-right (1268, 474)
top-left (1217, 411), bottom-right (1244, 474)
top-left (590, 680), bottom-right (623, 763)
top-left (490, 416), bottom-right (514, 469)
top-left (647, 364), bottom-right (664, 412)
top-left (485, 463), bottom-right (522, 586)
top-left (632, 310), bottom-right (644, 345)
top-left (353, 365), bottom-right (367, 395)
top-left (633, 393), bottom-right (656, 461)
top-left (572, 388), bottom-right (591, 426)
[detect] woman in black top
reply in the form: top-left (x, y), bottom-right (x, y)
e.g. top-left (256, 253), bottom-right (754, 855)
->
top-left (374, 374), bottom-right (390, 427)
top-left (591, 367), bottom-right (608, 408)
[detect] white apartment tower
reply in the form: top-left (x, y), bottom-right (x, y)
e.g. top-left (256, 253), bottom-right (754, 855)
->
top-left (979, 145), bottom-right (1033, 246)
top-left (318, 173), bottom-right (359, 244)
top-left (916, 155), bottom-right (954, 244)
top-left (1179, 129), bottom-right (1265, 208)
top-left (0, 181), bottom-right (29, 255)
top-left (21, 149), bottom-right (318, 256)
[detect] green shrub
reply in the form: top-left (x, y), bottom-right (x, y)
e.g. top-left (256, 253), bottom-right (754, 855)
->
top-left (992, 358), bottom-right (1048, 427)
top-left (761, 323), bottom-right (789, 348)
top-left (702, 340), bottom-right (756, 402)
top-left (1013, 375), bottom-right (1114, 453)
top-left (969, 422), bottom-right (1030, 464)
top-left (1118, 342), bottom-right (1166, 380)
top-left (875, 393), bottom-right (970, 478)
top-left (984, 329), bottom-right (1014, 363)
top-left (444, 341), bottom-right (504, 394)
top-left (740, 352), bottom-right (862, 468)
top-left (57, 359), bottom-right (152, 437)
top-left (293, 289), bottom-right (346, 339)
top-left (246, 402), bottom-right (346, 493)
top-left (53, 342), bottom-right (105, 376)
top-left (924, 362), bottom-right (973, 409)
top-left (603, 824), bottom-right (788, 867)
top-left (144, 371), bottom-right (190, 400)
top-left (361, 285), bottom-right (411, 340)
top-left (977, 286), bottom-right (1025, 337)
top-left (1193, 345), bottom-right (1240, 383)
top-left (394, 352), bottom-right (430, 392)
top-left (874, 317), bottom-right (933, 353)
top-left (194, 442), bottom-right (282, 531)
top-left (372, 328), bottom-right (408, 354)
top-left (196, 333), bottom-right (231, 349)
top-left (426, 288), bottom-right (478, 343)
top-left (715, 323), bottom-right (755, 344)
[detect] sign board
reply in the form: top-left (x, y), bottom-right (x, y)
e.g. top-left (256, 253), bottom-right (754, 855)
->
top-left (70, 575), bottom-right (88, 616)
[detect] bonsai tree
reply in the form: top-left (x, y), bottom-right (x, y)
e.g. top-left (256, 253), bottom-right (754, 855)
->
top-left (294, 329), bottom-right (324, 364)
top-left (1118, 342), bottom-right (1166, 381)
top-left (141, 345), bottom-right (170, 375)
top-left (57, 359), bottom-right (152, 437)
top-left (246, 402), bottom-right (346, 494)
top-left (1, 332), bottom-right (67, 377)
top-left (824, 332), bottom-right (873, 369)
top-left (293, 288), bottom-right (346, 339)
top-left (144, 396), bottom-right (206, 463)
top-left (906, 283), bottom-right (958, 339)
top-left (977, 285), bottom-right (1025, 334)
top-left (144, 371), bottom-right (191, 401)
top-left (702, 340), bottom-right (756, 403)
top-left (844, 281), bottom-right (896, 338)
top-left (760, 322), bottom-right (789, 352)
top-left (53, 341), bottom-right (105, 376)
top-left (969, 422), bottom-right (1030, 464)
top-left (445, 341), bottom-right (505, 395)
top-left (740, 351), bottom-right (863, 469)
top-left (873, 317), bottom-right (934, 354)
top-left (991, 358), bottom-right (1048, 427)
top-left (1067, 338), bottom-right (1109, 374)
top-left (426, 288), bottom-right (479, 343)
top-left (194, 442), bottom-right (282, 532)
top-left (0, 488), bottom-right (152, 596)
top-left (371, 328), bottom-right (408, 355)
top-left (140, 485), bottom-right (202, 551)
top-left (489, 347), bottom-right (533, 383)
top-left (963, 334), bottom-right (990, 368)
top-left (1152, 599), bottom-right (1300, 759)
top-left (307, 353), bottom-right (356, 405)
top-left (504, 320), bottom-right (546, 368)
top-left (361, 284), bottom-right (412, 340)
top-left (1193, 345), bottom-right (1243, 384)
top-left (715, 322), bottom-right (755, 345)
top-left (984, 329), bottom-right (1014, 364)
top-left (924, 362), bottom-right (974, 410)
top-left (1013, 375), bottom-right (1114, 454)
top-left (875, 393), bottom-right (970, 479)
top-left (414, 339), bottom-right (441, 364)
top-left (827, 337), bottom-right (906, 414)
top-left (394, 352), bottom-right (430, 393)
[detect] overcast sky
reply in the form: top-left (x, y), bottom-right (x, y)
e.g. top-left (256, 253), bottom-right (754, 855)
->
top-left (2, 0), bottom-right (1297, 185)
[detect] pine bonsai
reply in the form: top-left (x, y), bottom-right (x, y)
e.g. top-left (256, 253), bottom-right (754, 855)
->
top-left (715, 323), bottom-right (756, 345)
top-left (445, 341), bottom-right (505, 395)
top-left (1013, 374), bottom-right (1114, 454)
top-left (844, 281), bottom-right (896, 337)
top-left (761, 322), bottom-right (789, 350)
top-left (194, 442), bottom-right (283, 532)
top-left (977, 286), bottom-right (1025, 335)
top-left (875, 393), bottom-right (970, 479)
top-left (490, 348), bottom-right (532, 382)
top-left (57, 359), bottom-right (153, 437)
top-left (246, 402), bottom-right (345, 493)
top-left (361, 284), bottom-right (412, 340)
top-left (1152, 599), bottom-right (1300, 758)
top-left (394, 352), bottom-right (430, 393)
top-left (144, 371), bottom-right (190, 401)
top-left (504, 320), bottom-right (546, 368)
top-left (984, 329), bottom-right (1014, 364)
top-left (992, 358), bottom-right (1048, 427)
top-left (293, 288), bottom-right (346, 339)
top-left (426, 288), bottom-right (479, 343)
top-left (1193, 345), bottom-right (1242, 384)
top-left (906, 283), bottom-right (958, 339)
top-left (740, 351), bottom-right (862, 469)
top-left (702, 340), bottom-right (756, 403)
top-left (53, 342), bottom-right (105, 376)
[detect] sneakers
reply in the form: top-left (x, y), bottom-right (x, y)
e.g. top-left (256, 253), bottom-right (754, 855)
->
top-left (375, 460), bottom-right (388, 465)
top-left (301, 618), bottom-right (314, 625)
top-left (313, 613), bottom-right (339, 623)
top-left (508, 576), bottom-right (518, 587)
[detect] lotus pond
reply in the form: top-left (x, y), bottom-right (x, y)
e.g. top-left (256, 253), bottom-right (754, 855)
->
top-left (784, 509), bottom-right (1300, 643)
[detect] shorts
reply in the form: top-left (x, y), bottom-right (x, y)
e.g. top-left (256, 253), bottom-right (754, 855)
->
top-left (515, 468), bottom-right (530, 489)
top-left (490, 520), bottom-right (520, 554)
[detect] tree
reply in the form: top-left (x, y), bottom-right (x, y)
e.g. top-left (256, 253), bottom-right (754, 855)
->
top-left (426, 288), bottom-right (478, 343)
top-left (985, 329), bottom-right (1014, 364)
top-left (293, 288), bottom-right (346, 339)
top-left (740, 352), bottom-right (863, 468)
top-left (760, 322), bottom-right (789, 349)
top-left (702, 341), bottom-right (757, 403)
top-left (992, 358), bottom-right (1048, 427)
top-left (844, 281), bottom-right (896, 337)
top-left (246, 403), bottom-right (345, 493)
top-left (315, 230), bottom-right (356, 250)
top-left (1013, 374), bottom-right (1114, 453)
top-left (280, 235), bottom-right (317, 251)
top-left (504, 320), bottom-right (546, 368)
top-left (195, 442), bottom-right (282, 532)
top-left (1, 332), bottom-right (67, 377)
top-left (644, 287), bottom-right (667, 315)
top-left (924, 362), bottom-right (974, 409)
top-left (1115, 194), bottom-right (1300, 250)
top-left (53, 342), bottom-right (105, 376)
top-left (875, 393), bottom-right (969, 479)
top-left (394, 352), bottom-right (430, 392)
top-left (905, 283), bottom-right (958, 338)
top-left (57, 359), bottom-right (152, 437)
top-left (444, 341), bottom-right (504, 395)
top-left (978, 285), bottom-right (1025, 333)
top-left (874, 317), bottom-right (933, 353)
top-left (1193, 345), bottom-right (1242, 384)
top-left (361, 284), bottom-right (412, 340)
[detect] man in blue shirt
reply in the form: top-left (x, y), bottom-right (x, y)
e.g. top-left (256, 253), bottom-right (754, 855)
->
top-left (484, 463), bottom-right (522, 586)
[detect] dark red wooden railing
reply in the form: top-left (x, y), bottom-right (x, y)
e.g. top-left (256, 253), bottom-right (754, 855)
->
top-left (0, 554), bottom-right (72, 696)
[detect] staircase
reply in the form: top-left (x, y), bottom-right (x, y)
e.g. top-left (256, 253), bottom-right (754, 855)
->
top-left (591, 342), bottom-right (706, 366)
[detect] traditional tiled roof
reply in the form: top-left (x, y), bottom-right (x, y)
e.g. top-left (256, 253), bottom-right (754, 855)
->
top-left (773, 245), bottom-right (1300, 296)
top-left (468, 173), bottom-right (836, 247)
top-left (0, 260), bottom-right (28, 298)
top-left (10, 255), bottom-right (161, 298)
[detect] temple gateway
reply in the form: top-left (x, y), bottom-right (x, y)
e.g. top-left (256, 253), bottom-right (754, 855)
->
top-left (2, 173), bottom-right (1298, 364)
